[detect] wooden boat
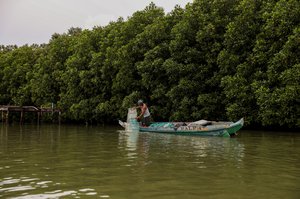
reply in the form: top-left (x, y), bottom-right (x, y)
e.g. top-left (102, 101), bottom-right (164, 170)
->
top-left (119, 118), bottom-right (244, 137)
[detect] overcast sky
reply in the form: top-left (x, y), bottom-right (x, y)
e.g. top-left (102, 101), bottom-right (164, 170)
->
top-left (0, 0), bottom-right (192, 46)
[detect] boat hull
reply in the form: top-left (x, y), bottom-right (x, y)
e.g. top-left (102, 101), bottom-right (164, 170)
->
top-left (121, 118), bottom-right (244, 137)
top-left (139, 127), bottom-right (232, 137)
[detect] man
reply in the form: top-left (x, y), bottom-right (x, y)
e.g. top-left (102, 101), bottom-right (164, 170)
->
top-left (136, 99), bottom-right (151, 126)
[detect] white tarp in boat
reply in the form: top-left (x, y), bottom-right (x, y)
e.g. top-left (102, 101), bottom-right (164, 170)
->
top-left (188, 120), bottom-right (210, 126)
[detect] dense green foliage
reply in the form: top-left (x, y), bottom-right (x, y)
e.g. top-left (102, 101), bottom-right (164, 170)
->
top-left (0, 1), bottom-right (299, 127)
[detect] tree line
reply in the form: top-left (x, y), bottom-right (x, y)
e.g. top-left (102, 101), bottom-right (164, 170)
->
top-left (0, 0), bottom-right (299, 128)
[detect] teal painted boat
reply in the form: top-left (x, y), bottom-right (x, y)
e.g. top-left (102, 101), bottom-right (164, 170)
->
top-left (119, 118), bottom-right (244, 137)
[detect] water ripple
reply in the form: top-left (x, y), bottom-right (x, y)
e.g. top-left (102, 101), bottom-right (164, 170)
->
top-left (13, 190), bottom-right (77, 199)
top-left (0, 185), bottom-right (35, 193)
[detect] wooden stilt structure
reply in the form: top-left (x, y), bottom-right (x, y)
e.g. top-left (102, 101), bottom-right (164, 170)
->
top-left (0, 105), bottom-right (61, 124)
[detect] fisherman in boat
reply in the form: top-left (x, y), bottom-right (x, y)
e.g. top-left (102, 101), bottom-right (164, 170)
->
top-left (135, 99), bottom-right (151, 127)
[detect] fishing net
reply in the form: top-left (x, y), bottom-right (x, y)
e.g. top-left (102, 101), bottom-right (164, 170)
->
top-left (127, 108), bottom-right (137, 123)
top-left (126, 108), bottom-right (139, 132)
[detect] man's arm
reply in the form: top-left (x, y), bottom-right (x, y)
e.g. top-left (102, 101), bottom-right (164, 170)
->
top-left (137, 105), bottom-right (146, 119)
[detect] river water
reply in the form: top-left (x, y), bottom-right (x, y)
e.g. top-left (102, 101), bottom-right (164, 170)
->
top-left (0, 124), bottom-right (299, 199)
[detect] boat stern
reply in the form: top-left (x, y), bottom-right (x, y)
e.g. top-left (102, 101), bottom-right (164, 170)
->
top-left (227, 118), bottom-right (244, 136)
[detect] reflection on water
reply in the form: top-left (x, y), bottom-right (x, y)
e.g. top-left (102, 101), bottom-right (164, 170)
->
top-left (0, 125), bottom-right (300, 199)
top-left (118, 130), bottom-right (245, 170)
top-left (0, 124), bottom-right (110, 198)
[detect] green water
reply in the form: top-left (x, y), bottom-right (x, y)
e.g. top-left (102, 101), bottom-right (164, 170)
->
top-left (0, 124), bottom-right (299, 199)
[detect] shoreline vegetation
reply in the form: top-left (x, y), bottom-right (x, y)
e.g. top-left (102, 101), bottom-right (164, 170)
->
top-left (0, 0), bottom-right (299, 129)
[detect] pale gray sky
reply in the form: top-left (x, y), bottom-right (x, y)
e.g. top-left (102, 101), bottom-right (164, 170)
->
top-left (0, 0), bottom-right (192, 46)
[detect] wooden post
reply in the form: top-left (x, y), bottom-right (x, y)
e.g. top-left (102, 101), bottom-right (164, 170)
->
top-left (6, 111), bottom-right (9, 125)
top-left (20, 110), bottom-right (24, 125)
top-left (37, 111), bottom-right (40, 125)
top-left (1, 111), bottom-right (3, 123)
top-left (58, 111), bottom-right (61, 125)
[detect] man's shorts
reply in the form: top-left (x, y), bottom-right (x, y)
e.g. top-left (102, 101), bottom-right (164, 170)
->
top-left (142, 116), bottom-right (151, 126)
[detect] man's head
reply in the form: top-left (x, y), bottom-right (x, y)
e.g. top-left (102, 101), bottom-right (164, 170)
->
top-left (137, 99), bottom-right (143, 106)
